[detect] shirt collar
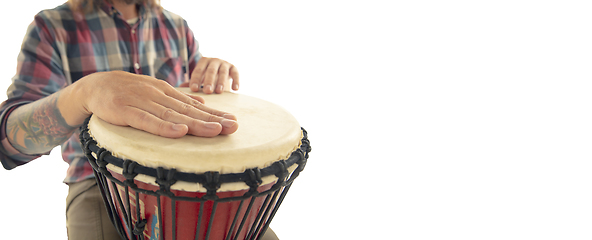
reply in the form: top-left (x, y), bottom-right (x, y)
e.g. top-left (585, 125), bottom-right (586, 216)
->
top-left (99, 0), bottom-right (148, 21)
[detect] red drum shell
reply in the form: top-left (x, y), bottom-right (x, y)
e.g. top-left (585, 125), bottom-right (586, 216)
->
top-left (107, 169), bottom-right (275, 240)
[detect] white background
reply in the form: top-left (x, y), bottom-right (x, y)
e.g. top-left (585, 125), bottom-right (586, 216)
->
top-left (1, 0), bottom-right (592, 239)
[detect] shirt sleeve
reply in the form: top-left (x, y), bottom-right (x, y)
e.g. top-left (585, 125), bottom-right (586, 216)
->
top-left (0, 12), bottom-right (68, 170)
top-left (185, 20), bottom-right (202, 79)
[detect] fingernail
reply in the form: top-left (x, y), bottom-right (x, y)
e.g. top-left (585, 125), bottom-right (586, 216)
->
top-left (205, 122), bottom-right (220, 129)
top-left (191, 83), bottom-right (199, 90)
top-left (218, 85), bottom-right (224, 92)
top-left (207, 85), bottom-right (214, 93)
top-left (222, 113), bottom-right (236, 120)
top-left (221, 119), bottom-right (236, 128)
top-left (172, 124), bottom-right (186, 131)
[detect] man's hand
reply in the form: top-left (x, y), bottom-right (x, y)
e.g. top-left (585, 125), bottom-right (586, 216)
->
top-left (65, 71), bottom-right (238, 138)
top-left (181, 57), bottom-right (239, 94)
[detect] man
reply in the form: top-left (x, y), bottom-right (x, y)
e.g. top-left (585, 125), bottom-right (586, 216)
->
top-left (0, 0), bottom-right (279, 239)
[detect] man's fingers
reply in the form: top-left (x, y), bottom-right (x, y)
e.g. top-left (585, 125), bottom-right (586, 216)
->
top-left (186, 93), bottom-right (205, 104)
top-left (151, 104), bottom-right (225, 137)
top-left (188, 57), bottom-right (237, 94)
top-left (127, 104), bottom-right (228, 137)
top-left (164, 88), bottom-right (231, 116)
top-left (189, 58), bottom-right (210, 92)
top-left (201, 61), bottom-right (221, 94)
top-left (152, 88), bottom-right (239, 134)
top-left (124, 107), bottom-right (189, 138)
top-left (214, 64), bottom-right (230, 94)
top-left (230, 65), bottom-right (239, 91)
top-left (189, 102), bottom-right (238, 135)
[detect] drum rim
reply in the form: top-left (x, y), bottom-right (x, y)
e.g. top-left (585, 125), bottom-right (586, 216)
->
top-left (79, 116), bottom-right (311, 196)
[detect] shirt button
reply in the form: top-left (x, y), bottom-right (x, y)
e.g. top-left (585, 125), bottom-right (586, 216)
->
top-left (131, 29), bottom-right (136, 34)
top-left (134, 63), bottom-right (140, 69)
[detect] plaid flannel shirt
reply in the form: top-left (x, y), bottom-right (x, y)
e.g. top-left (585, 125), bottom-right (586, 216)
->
top-left (0, 1), bottom-right (201, 183)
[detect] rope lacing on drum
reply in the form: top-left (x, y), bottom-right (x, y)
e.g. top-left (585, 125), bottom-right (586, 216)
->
top-left (95, 148), bottom-right (108, 168)
top-left (300, 127), bottom-right (312, 158)
top-left (155, 167), bottom-right (177, 196)
top-left (81, 130), bottom-right (94, 151)
top-left (203, 171), bottom-right (221, 200)
top-left (96, 148), bottom-right (113, 178)
top-left (296, 149), bottom-right (307, 170)
top-left (122, 160), bottom-right (139, 188)
top-left (244, 168), bottom-right (263, 194)
top-left (82, 138), bottom-right (95, 160)
top-left (80, 130), bottom-right (91, 156)
top-left (132, 219), bottom-right (147, 236)
top-left (272, 160), bottom-right (288, 187)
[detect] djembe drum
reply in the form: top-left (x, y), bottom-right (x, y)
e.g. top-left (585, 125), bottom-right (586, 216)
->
top-left (79, 89), bottom-right (310, 240)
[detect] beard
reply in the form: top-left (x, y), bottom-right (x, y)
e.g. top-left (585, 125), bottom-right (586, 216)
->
top-left (120, 0), bottom-right (146, 4)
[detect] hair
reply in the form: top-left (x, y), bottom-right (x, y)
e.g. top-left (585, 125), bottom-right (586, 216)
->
top-left (68, 0), bottom-right (161, 13)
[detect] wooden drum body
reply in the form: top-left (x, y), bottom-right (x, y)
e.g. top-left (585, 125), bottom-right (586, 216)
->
top-left (80, 90), bottom-right (311, 240)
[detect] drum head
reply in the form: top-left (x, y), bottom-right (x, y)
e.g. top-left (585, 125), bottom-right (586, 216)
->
top-left (88, 89), bottom-right (302, 175)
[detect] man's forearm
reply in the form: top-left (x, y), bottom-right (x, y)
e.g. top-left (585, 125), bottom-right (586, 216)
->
top-left (3, 69), bottom-right (241, 155)
top-left (6, 91), bottom-right (77, 155)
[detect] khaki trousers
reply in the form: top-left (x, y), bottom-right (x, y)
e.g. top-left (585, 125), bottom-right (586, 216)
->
top-left (66, 179), bottom-right (279, 240)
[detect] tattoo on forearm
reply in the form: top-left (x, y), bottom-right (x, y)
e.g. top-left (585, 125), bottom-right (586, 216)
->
top-left (6, 92), bottom-right (75, 154)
